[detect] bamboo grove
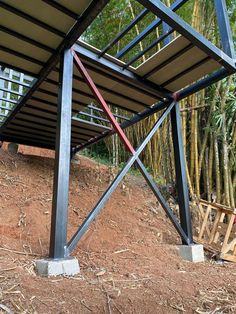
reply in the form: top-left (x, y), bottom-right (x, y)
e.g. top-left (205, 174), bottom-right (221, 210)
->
top-left (83, 0), bottom-right (236, 207)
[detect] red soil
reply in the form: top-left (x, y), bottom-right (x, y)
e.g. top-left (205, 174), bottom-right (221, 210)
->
top-left (0, 146), bottom-right (236, 314)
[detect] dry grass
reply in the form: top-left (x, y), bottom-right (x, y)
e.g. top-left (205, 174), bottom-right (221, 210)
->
top-left (195, 287), bottom-right (236, 314)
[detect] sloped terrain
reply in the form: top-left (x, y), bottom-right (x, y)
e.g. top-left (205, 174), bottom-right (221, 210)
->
top-left (0, 147), bottom-right (236, 314)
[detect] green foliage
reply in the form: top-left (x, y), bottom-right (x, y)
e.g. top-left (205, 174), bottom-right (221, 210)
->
top-left (81, 0), bottom-right (236, 205)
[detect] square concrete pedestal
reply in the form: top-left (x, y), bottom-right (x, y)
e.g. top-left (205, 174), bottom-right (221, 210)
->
top-left (178, 244), bottom-right (205, 262)
top-left (35, 257), bottom-right (80, 276)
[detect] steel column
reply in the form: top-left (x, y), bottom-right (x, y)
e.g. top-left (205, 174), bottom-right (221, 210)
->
top-left (170, 102), bottom-right (193, 244)
top-left (214, 0), bottom-right (235, 59)
top-left (49, 49), bottom-right (73, 258)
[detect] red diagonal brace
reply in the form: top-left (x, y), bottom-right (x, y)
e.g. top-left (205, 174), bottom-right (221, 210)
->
top-left (71, 49), bottom-right (135, 155)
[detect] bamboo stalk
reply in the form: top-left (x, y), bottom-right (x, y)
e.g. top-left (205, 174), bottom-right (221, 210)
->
top-left (220, 77), bottom-right (232, 206)
top-left (180, 104), bottom-right (210, 112)
top-left (214, 134), bottom-right (221, 203)
top-left (128, 1), bottom-right (146, 63)
top-left (198, 82), bottom-right (221, 185)
top-left (208, 137), bottom-right (214, 201)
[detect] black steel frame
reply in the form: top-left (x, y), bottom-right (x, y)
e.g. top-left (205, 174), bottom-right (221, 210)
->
top-left (0, 0), bottom-right (235, 259)
top-left (51, 50), bottom-right (193, 258)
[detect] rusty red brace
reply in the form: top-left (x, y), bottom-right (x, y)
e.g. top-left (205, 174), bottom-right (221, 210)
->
top-left (71, 48), bottom-right (135, 155)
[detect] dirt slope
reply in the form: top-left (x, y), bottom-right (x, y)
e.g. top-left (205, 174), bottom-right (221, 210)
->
top-left (0, 147), bottom-right (236, 314)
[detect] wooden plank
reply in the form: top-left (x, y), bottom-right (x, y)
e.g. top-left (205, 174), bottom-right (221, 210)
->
top-left (221, 238), bottom-right (236, 255)
top-left (165, 59), bottom-right (220, 91)
top-left (198, 204), bottom-right (211, 240)
top-left (200, 199), bottom-right (234, 212)
top-left (135, 36), bottom-right (190, 75)
top-left (209, 211), bottom-right (222, 244)
top-left (2, 0), bottom-right (75, 32)
top-left (0, 7), bottom-right (61, 50)
top-left (220, 253), bottom-right (236, 263)
top-left (213, 213), bottom-right (226, 243)
top-left (222, 214), bottom-right (235, 251)
top-left (0, 50), bottom-right (42, 74)
top-left (196, 201), bottom-right (236, 262)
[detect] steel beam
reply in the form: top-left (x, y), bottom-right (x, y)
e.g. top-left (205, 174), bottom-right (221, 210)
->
top-left (41, 0), bottom-right (79, 19)
top-left (99, 8), bottom-right (149, 57)
top-left (74, 42), bottom-right (171, 99)
top-left (137, 0), bottom-right (236, 71)
top-left (115, 0), bottom-right (188, 59)
top-left (46, 73), bottom-right (150, 111)
top-left (170, 102), bottom-right (193, 244)
top-left (5, 124), bottom-right (87, 143)
top-left (37, 82), bottom-right (139, 114)
top-left (214, 0), bottom-right (235, 59)
top-left (161, 57), bottom-right (210, 88)
top-left (144, 43), bottom-right (194, 79)
top-left (0, 45), bottom-right (44, 67)
top-left (49, 49), bottom-right (73, 259)
top-left (0, 134), bottom-right (54, 150)
top-left (176, 68), bottom-right (229, 100)
top-left (124, 28), bottom-right (174, 68)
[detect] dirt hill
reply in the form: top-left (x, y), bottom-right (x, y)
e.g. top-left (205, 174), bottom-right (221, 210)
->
top-left (0, 147), bottom-right (235, 314)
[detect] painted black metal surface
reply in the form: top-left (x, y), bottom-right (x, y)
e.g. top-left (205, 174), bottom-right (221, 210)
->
top-left (49, 50), bottom-right (73, 259)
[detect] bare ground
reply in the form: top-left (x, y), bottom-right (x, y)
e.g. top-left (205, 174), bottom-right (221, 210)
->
top-left (0, 147), bottom-right (236, 314)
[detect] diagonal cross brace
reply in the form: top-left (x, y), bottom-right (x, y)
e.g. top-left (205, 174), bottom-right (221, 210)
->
top-left (67, 102), bottom-right (189, 253)
top-left (68, 52), bottom-right (191, 254)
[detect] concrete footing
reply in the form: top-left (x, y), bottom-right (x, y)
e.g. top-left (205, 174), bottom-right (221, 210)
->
top-left (178, 244), bottom-right (205, 263)
top-left (35, 257), bottom-right (80, 277)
